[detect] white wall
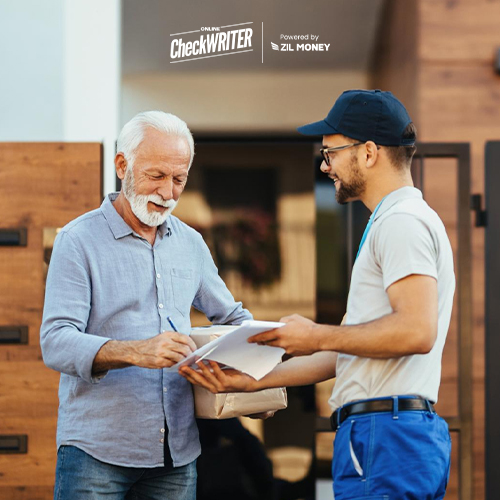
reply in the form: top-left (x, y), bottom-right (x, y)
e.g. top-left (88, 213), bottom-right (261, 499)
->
top-left (0, 0), bottom-right (64, 140)
top-left (63, 0), bottom-right (121, 195)
top-left (0, 0), bottom-right (121, 195)
top-left (121, 70), bottom-right (368, 132)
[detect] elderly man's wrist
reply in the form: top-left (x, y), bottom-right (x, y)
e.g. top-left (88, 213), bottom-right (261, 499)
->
top-left (124, 339), bottom-right (144, 365)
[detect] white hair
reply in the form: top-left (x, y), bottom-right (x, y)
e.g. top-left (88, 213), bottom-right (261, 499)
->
top-left (117, 110), bottom-right (195, 168)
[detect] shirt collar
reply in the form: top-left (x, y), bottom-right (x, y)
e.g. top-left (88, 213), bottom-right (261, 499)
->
top-left (373, 186), bottom-right (423, 222)
top-left (101, 192), bottom-right (173, 240)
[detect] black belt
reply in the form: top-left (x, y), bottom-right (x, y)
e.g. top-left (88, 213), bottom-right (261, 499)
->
top-left (330, 397), bottom-right (435, 431)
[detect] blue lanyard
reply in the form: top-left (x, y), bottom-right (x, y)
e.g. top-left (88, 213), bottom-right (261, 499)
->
top-left (356, 195), bottom-right (388, 261)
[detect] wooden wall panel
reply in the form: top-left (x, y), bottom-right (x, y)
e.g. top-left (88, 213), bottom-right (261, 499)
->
top-left (418, 2), bottom-right (499, 499)
top-left (370, 0), bottom-right (420, 125)
top-left (0, 237), bottom-right (44, 352)
top-left (372, 1), bottom-right (499, 498)
top-left (0, 486), bottom-right (55, 500)
top-left (0, 143), bottom-right (102, 227)
top-left (417, 6), bottom-right (500, 495)
top-left (0, 363), bottom-right (60, 419)
top-left (420, 0), bottom-right (500, 63)
top-left (0, 417), bottom-right (57, 487)
top-left (0, 143), bottom-right (102, 499)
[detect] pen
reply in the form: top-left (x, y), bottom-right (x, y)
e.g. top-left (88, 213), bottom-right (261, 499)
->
top-left (167, 316), bottom-right (178, 332)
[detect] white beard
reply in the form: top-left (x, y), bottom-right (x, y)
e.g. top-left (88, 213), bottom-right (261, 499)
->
top-left (122, 165), bottom-right (178, 227)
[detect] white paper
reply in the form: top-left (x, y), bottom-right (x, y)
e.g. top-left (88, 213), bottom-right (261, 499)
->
top-left (167, 320), bottom-right (285, 380)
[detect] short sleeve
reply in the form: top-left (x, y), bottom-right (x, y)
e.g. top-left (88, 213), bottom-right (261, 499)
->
top-left (371, 213), bottom-right (438, 291)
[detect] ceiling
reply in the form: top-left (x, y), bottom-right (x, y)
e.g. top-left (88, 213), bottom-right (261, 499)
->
top-left (122, 0), bottom-right (386, 74)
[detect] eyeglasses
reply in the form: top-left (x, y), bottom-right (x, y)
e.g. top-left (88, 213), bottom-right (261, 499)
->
top-left (319, 142), bottom-right (364, 166)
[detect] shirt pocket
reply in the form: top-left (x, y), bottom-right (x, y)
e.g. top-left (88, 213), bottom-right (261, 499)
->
top-left (170, 268), bottom-right (196, 317)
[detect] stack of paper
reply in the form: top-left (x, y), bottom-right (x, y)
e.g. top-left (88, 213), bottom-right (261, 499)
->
top-left (167, 320), bottom-right (285, 380)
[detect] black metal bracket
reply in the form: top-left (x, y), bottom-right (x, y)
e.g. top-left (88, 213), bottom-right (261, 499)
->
top-left (471, 194), bottom-right (487, 227)
top-left (0, 228), bottom-right (27, 246)
top-left (0, 435), bottom-right (28, 454)
top-left (0, 326), bottom-right (29, 344)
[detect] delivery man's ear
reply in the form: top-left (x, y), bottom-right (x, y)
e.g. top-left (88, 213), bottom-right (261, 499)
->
top-left (364, 141), bottom-right (379, 170)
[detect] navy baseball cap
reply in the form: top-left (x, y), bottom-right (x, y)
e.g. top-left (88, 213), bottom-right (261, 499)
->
top-left (297, 89), bottom-right (415, 146)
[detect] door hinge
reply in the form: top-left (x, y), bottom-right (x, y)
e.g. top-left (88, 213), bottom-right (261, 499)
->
top-left (471, 194), bottom-right (487, 227)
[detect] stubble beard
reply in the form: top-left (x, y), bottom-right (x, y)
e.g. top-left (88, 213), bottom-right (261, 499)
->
top-left (335, 155), bottom-right (366, 205)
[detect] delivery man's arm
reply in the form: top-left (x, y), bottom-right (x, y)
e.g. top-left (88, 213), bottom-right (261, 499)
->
top-left (179, 350), bottom-right (337, 393)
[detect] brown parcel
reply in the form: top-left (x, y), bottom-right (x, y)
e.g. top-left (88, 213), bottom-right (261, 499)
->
top-left (190, 326), bottom-right (288, 419)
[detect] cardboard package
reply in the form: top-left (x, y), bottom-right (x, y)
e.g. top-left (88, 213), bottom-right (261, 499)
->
top-left (191, 326), bottom-right (288, 419)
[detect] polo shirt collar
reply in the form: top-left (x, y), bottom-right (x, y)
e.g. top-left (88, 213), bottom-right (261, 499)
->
top-left (101, 192), bottom-right (172, 240)
top-left (373, 186), bottom-right (423, 222)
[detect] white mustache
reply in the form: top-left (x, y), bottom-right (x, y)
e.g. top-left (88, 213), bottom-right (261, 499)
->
top-left (145, 194), bottom-right (176, 208)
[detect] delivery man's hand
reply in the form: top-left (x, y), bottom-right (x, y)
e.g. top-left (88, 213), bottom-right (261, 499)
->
top-left (247, 314), bottom-right (319, 357)
top-left (179, 360), bottom-right (258, 394)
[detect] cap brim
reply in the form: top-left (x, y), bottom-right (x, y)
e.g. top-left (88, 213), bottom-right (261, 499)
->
top-left (297, 119), bottom-right (340, 136)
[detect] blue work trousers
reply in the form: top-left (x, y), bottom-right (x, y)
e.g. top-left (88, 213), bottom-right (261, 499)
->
top-left (332, 398), bottom-right (451, 499)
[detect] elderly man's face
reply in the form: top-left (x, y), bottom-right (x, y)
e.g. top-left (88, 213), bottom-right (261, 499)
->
top-left (122, 128), bottom-right (191, 227)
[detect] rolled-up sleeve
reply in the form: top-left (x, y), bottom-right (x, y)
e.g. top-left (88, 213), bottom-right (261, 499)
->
top-left (193, 235), bottom-right (253, 325)
top-left (40, 231), bottom-right (111, 384)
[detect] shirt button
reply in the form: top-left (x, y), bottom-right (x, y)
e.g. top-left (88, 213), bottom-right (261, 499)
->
top-left (160, 428), bottom-right (165, 433)
top-left (159, 304), bottom-right (164, 309)
top-left (160, 438), bottom-right (164, 443)
top-left (157, 273), bottom-right (161, 279)
top-left (163, 387), bottom-right (167, 393)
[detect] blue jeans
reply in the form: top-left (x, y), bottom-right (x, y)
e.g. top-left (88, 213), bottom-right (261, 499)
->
top-left (332, 398), bottom-right (451, 500)
top-left (54, 446), bottom-right (197, 500)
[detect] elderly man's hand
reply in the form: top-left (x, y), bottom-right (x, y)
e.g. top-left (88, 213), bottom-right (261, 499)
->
top-left (247, 314), bottom-right (321, 357)
top-left (133, 331), bottom-right (197, 369)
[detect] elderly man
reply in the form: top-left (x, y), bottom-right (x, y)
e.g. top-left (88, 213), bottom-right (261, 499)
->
top-left (181, 90), bottom-right (455, 500)
top-left (41, 111), bottom-right (251, 500)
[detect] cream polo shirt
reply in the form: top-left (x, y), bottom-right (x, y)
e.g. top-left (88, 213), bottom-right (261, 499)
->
top-left (329, 187), bottom-right (456, 411)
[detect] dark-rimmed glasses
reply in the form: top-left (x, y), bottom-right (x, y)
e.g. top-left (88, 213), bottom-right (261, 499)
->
top-left (319, 142), bottom-right (364, 166)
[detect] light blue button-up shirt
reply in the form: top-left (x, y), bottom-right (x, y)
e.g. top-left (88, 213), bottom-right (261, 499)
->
top-left (40, 193), bottom-right (252, 468)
